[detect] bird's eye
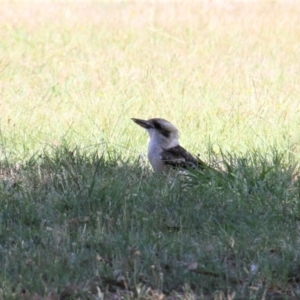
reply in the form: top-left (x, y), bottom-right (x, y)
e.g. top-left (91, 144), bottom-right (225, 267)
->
top-left (153, 122), bottom-right (161, 129)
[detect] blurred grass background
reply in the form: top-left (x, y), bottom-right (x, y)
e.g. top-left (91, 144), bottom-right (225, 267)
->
top-left (1, 1), bottom-right (299, 161)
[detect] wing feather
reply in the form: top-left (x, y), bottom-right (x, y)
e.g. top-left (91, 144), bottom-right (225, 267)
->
top-left (160, 145), bottom-right (206, 170)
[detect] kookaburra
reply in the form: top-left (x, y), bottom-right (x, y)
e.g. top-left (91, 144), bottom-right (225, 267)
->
top-left (132, 118), bottom-right (207, 173)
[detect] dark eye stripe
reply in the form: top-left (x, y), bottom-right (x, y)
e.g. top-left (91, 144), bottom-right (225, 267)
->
top-left (153, 121), bottom-right (170, 138)
top-left (160, 130), bottom-right (170, 138)
top-left (153, 121), bottom-right (161, 129)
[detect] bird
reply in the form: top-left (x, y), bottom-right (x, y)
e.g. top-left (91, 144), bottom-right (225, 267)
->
top-left (131, 117), bottom-right (208, 173)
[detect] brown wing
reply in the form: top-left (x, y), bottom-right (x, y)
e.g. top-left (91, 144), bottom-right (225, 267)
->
top-left (160, 145), bottom-right (206, 170)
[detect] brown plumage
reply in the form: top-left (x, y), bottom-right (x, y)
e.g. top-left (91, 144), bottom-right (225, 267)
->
top-left (160, 145), bottom-right (206, 170)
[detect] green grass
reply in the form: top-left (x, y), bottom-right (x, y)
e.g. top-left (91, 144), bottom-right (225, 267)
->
top-left (1, 1), bottom-right (300, 299)
top-left (0, 147), bottom-right (299, 299)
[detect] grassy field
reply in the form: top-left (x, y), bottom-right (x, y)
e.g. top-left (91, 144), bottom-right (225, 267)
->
top-left (1, 1), bottom-right (300, 299)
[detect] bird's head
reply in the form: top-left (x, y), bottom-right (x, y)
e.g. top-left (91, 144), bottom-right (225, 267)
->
top-left (131, 118), bottom-right (179, 148)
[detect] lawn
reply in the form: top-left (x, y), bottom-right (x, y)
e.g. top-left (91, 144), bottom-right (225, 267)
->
top-left (1, 1), bottom-right (300, 299)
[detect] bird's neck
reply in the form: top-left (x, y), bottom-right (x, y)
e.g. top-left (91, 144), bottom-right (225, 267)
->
top-left (147, 134), bottom-right (177, 172)
top-left (148, 131), bottom-right (179, 152)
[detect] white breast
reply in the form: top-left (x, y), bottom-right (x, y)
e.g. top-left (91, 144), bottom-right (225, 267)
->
top-left (147, 138), bottom-right (165, 172)
top-left (146, 129), bottom-right (179, 173)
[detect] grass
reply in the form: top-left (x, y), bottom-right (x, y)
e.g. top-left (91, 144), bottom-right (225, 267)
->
top-left (1, 147), bottom-right (299, 299)
top-left (1, 1), bottom-right (300, 299)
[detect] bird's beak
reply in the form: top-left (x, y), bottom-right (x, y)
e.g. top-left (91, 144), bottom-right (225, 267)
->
top-left (131, 118), bottom-right (153, 129)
